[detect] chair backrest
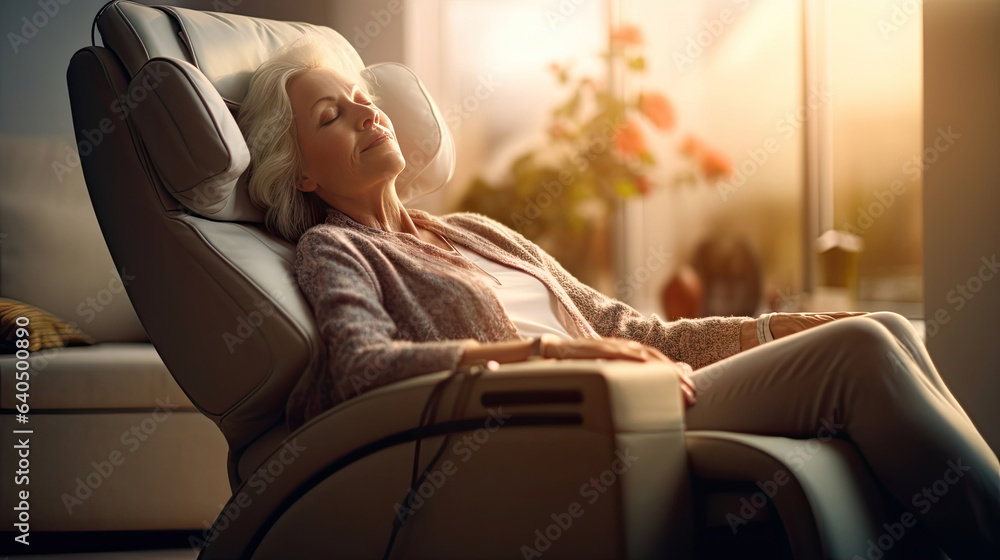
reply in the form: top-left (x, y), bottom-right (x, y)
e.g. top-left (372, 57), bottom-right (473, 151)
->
top-left (67, 0), bottom-right (455, 486)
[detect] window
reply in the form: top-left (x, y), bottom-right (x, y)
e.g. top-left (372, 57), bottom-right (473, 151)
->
top-left (409, 0), bottom-right (923, 317)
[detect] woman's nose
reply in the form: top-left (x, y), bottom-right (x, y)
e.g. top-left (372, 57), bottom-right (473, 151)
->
top-left (355, 103), bottom-right (379, 130)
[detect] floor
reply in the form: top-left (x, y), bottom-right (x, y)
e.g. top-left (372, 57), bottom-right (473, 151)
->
top-left (4, 551), bottom-right (196, 560)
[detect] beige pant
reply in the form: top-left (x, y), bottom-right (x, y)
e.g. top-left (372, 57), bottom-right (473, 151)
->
top-left (685, 312), bottom-right (999, 559)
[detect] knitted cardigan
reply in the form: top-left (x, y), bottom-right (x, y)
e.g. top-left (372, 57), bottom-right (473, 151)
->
top-left (286, 206), bottom-right (748, 430)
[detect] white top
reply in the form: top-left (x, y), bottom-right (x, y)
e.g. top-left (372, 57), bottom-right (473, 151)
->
top-left (451, 242), bottom-right (576, 340)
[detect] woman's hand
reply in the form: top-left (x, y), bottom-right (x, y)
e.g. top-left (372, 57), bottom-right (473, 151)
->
top-left (462, 337), bottom-right (696, 408)
top-left (741, 311), bottom-right (869, 350)
top-left (675, 361), bottom-right (697, 409)
top-left (541, 337), bottom-right (697, 408)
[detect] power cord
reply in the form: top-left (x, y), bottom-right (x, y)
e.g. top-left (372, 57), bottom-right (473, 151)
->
top-left (382, 363), bottom-right (488, 559)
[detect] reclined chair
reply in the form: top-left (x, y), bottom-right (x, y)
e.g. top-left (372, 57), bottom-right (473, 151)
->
top-left (68, 2), bottom-right (945, 558)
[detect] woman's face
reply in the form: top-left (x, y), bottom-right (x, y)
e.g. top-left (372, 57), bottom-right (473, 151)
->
top-left (286, 67), bottom-right (405, 204)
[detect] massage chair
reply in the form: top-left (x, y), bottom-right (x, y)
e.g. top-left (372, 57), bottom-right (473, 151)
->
top-left (66, 2), bottom-right (945, 558)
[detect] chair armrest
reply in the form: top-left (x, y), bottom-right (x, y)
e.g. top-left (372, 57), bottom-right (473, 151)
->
top-left (199, 359), bottom-right (690, 560)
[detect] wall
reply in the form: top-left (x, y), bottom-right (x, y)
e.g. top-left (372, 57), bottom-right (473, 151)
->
top-left (1, 0), bottom-right (153, 336)
top-left (1, 0), bottom-right (122, 134)
top-left (923, 0), bottom-right (1000, 453)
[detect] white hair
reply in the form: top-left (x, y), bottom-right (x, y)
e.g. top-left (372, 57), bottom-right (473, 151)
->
top-left (238, 33), bottom-right (374, 242)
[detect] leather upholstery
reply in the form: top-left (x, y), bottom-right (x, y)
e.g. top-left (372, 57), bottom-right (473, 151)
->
top-left (96, 1), bottom-right (361, 107)
top-left (69, 41), bottom-right (311, 487)
top-left (128, 58), bottom-right (256, 221)
top-left (71, 1), bottom-right (455, 486)
top-left (687, 431), bottom-right (890, 559)
top-left (195, 360), bottom-right (692, 559)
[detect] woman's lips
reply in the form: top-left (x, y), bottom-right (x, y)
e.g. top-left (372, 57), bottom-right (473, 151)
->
top-left (362, 132), bottom-right (392, 152)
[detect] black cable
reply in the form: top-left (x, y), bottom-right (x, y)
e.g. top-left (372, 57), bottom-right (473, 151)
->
top-left (92, 0), bottom-right (118, 47)
top-left (409, 370), bottom-right (452, 486)
top-left (382, 364), bottom-right (484, 560)
top-left (383, 369), bottom-right (461, 559)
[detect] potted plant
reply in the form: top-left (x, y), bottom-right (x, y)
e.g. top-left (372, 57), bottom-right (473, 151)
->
top-left (457, 24), bottom-right (731, 290)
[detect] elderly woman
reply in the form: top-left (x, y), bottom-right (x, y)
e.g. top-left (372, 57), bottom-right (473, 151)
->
top-left (238, 35), bottom-right (998, 557)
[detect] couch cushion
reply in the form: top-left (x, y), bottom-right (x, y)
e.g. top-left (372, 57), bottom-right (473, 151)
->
top-left (0, 343), bottom-right (194, 410)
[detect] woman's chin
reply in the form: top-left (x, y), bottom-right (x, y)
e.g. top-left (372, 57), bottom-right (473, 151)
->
top-left (384, 151), bottom-right (407, 175)
top-left (376, 162), bottom-right (406, 184)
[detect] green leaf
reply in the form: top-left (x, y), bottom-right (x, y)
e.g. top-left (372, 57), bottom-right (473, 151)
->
top-left (627, 56), bottom-right (646, 71)
top-left (594, 92), bottom-right (626, 116)
top-left (672, 169), bottom-right (697, 187)
top-left (613, 177), bottom-right (639, 198)
top-left (553, 87), bottom-right (582, 119)
top-left (639, 151), bottom-right (656, 166)
top-left (511, 152), bottom-right (536, 177)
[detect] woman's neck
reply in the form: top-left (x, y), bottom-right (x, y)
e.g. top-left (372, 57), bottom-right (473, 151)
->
top-left (327, 179), bottom-right (419, 237)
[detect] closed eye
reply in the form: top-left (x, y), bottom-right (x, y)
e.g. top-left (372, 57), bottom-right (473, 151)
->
top-left (319, 111), bottom-right (338, 126)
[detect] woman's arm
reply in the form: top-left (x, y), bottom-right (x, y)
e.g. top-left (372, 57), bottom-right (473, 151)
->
top-left (459, 335), bottom-right (684, 365)
top-left (544, 260), bottom-right (863, 358)
top-left (289, 228), bottom-right (470, 428)
top-left (538, 246), bottom-right (750, 369)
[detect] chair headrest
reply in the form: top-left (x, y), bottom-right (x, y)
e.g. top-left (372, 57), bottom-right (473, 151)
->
top-left (97, 1), bottom-right (454, 219)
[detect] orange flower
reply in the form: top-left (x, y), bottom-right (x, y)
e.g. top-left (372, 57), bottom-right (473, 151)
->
top-left (635, 174), bottom-right (653, 196)
top-left (610, 24), bottom-right (643, 47)
top-left (700, 150), bottom-right (733, 180)
top-left (680, 135), bottom-right (708, 157)
top-left (639, 92), bottom-right (675, 131)
top-left (681, 135), bottom-right (732, 180)
top-left (615, 120), bottom-right (648, 158)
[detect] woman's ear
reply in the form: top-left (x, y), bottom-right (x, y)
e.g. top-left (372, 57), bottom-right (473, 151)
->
top-left (296, 173), bottom-right (317, 193)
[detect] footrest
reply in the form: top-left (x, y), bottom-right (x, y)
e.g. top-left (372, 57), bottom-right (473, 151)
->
top-left (687, 431), bottom-right (894, 560)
